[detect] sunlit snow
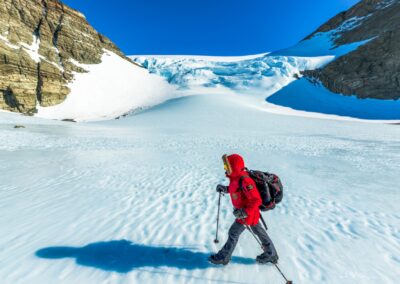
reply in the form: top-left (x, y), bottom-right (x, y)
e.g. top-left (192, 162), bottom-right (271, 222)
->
top-left (1, 94), bottom-right (399, 284)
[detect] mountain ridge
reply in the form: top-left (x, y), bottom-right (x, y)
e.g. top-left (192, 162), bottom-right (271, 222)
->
top-left (0, 0), bottom-right (137, 114)
top-left (302, 0), bottom-right (400, 99)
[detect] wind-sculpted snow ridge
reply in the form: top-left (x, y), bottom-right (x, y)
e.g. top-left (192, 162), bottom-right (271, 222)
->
top-left (1, 95), bottom-right (400, 283)
top-left (131, 55), bottom-right (333, 95)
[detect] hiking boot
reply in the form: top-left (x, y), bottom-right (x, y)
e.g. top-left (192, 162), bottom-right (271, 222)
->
top-left (256, 252), bottom-right (279, 264)
top-left (208, 253), bottom-right (230, 265)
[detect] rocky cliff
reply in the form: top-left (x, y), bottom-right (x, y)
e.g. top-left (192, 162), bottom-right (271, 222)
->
top-left (0, 0), bottom-right (131, 114)
top-left (302, 0), bottom-right (400, 100)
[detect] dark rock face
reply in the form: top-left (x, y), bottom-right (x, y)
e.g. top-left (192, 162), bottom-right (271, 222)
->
top-left (302, 0), bottom-right (400, 100)
top-left (0, 0), bottom-right (128, 113)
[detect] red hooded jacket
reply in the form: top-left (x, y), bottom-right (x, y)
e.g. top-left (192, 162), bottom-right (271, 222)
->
top-left (226, 154), bottom-right (261, 226)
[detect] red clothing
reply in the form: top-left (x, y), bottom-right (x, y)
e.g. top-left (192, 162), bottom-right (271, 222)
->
top-left (226, 154), bottom-right (261, 226)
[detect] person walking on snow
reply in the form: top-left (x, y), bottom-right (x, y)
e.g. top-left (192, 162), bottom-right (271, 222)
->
top-left (209, 153), bottom-right (278, 265)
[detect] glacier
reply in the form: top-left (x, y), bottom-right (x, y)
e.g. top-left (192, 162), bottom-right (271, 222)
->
top-left (131, 54), bottom-right (333, 96)
top-left (130, 29), bottom-right (400, 122)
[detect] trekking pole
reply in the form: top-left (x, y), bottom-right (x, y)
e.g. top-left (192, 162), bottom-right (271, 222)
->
top-left (240, 213), bottom-right (293, 284)
top-left (239, 211), bottom-right (264, 248)
top-left (214, 192), bottom-right (222, 243)
top-left (243, 224), bottom-right (293, 284)
top-left (243, 223), bottom-right (263, 248)
top-left (260, 213), bottom-right (268, 231)
top-left (273, 263), bottom-right (293, 284)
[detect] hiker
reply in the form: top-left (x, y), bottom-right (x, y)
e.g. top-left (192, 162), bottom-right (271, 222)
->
top-left (209, 153), bottom-right (278, 265)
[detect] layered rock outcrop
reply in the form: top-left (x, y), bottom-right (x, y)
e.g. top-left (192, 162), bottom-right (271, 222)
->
top-left (0, 0), bottom-right (129, 114)
top-left (302, 0), bottom-right (400, 100)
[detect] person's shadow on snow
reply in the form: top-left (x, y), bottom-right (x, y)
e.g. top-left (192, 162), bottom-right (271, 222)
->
top-left (35, 240), bottom-right (254, 273)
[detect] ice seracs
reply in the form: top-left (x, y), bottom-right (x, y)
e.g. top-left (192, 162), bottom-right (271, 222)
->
top-left (131, 54), bottom-right (333, 95)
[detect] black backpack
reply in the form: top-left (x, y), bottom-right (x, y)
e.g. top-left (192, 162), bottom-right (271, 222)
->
top-left (240, 169), bottom-right (283, 211)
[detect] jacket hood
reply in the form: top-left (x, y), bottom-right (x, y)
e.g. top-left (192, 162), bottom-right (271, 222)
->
top-left (226, 154), bottom-right (246, 177)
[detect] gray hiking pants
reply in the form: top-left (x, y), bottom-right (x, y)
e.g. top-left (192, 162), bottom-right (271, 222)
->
top-left (218, 220), bottom-right (278, 259)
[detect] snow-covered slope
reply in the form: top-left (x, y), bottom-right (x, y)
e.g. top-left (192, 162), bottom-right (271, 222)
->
top-left (35, 51), bottom-right (177, 121)
top-left (267, 78), bottom-right (400, 120)
top-left (1, 94), bottom-right (399, 284)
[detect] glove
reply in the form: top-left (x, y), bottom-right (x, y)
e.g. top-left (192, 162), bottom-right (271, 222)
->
top-left (233, 208), bottom-right (248, 219)
top-left (216, 184), bottom-right (228, 193)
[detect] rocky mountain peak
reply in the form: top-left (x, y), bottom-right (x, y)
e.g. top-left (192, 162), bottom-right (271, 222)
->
top-left (302, 0), bottom-right (400, 100)
top-left (305, 0), bottom-right (400, 45)
top-left (0, 0), bottom-right (131, 114)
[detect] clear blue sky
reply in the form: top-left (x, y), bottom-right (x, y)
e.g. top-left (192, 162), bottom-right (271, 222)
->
top-left (62, 0), bottom-right (360, 56)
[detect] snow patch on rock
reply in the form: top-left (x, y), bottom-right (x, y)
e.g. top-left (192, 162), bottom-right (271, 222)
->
top-left (376, 0), bottom-right (396, 10)
top-left (19, 34), bottom-right (42, 63)
top-left (332, 16), bottom-right (371, 35)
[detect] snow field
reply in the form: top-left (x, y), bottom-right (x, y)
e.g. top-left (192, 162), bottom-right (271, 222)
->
top-left (1, 94), bottom-right (399, 283)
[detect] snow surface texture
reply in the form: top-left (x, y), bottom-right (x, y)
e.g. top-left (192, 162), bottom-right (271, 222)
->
top-left (1, 94), bottom-right (399, 284)
top-left (36, 50), bottom-right (177, 121)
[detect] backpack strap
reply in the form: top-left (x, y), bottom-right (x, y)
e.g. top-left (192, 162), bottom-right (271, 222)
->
top-left (239, 175), bottom-right (257, 193)
top-left (238, 175), bottom-right (249, 191)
